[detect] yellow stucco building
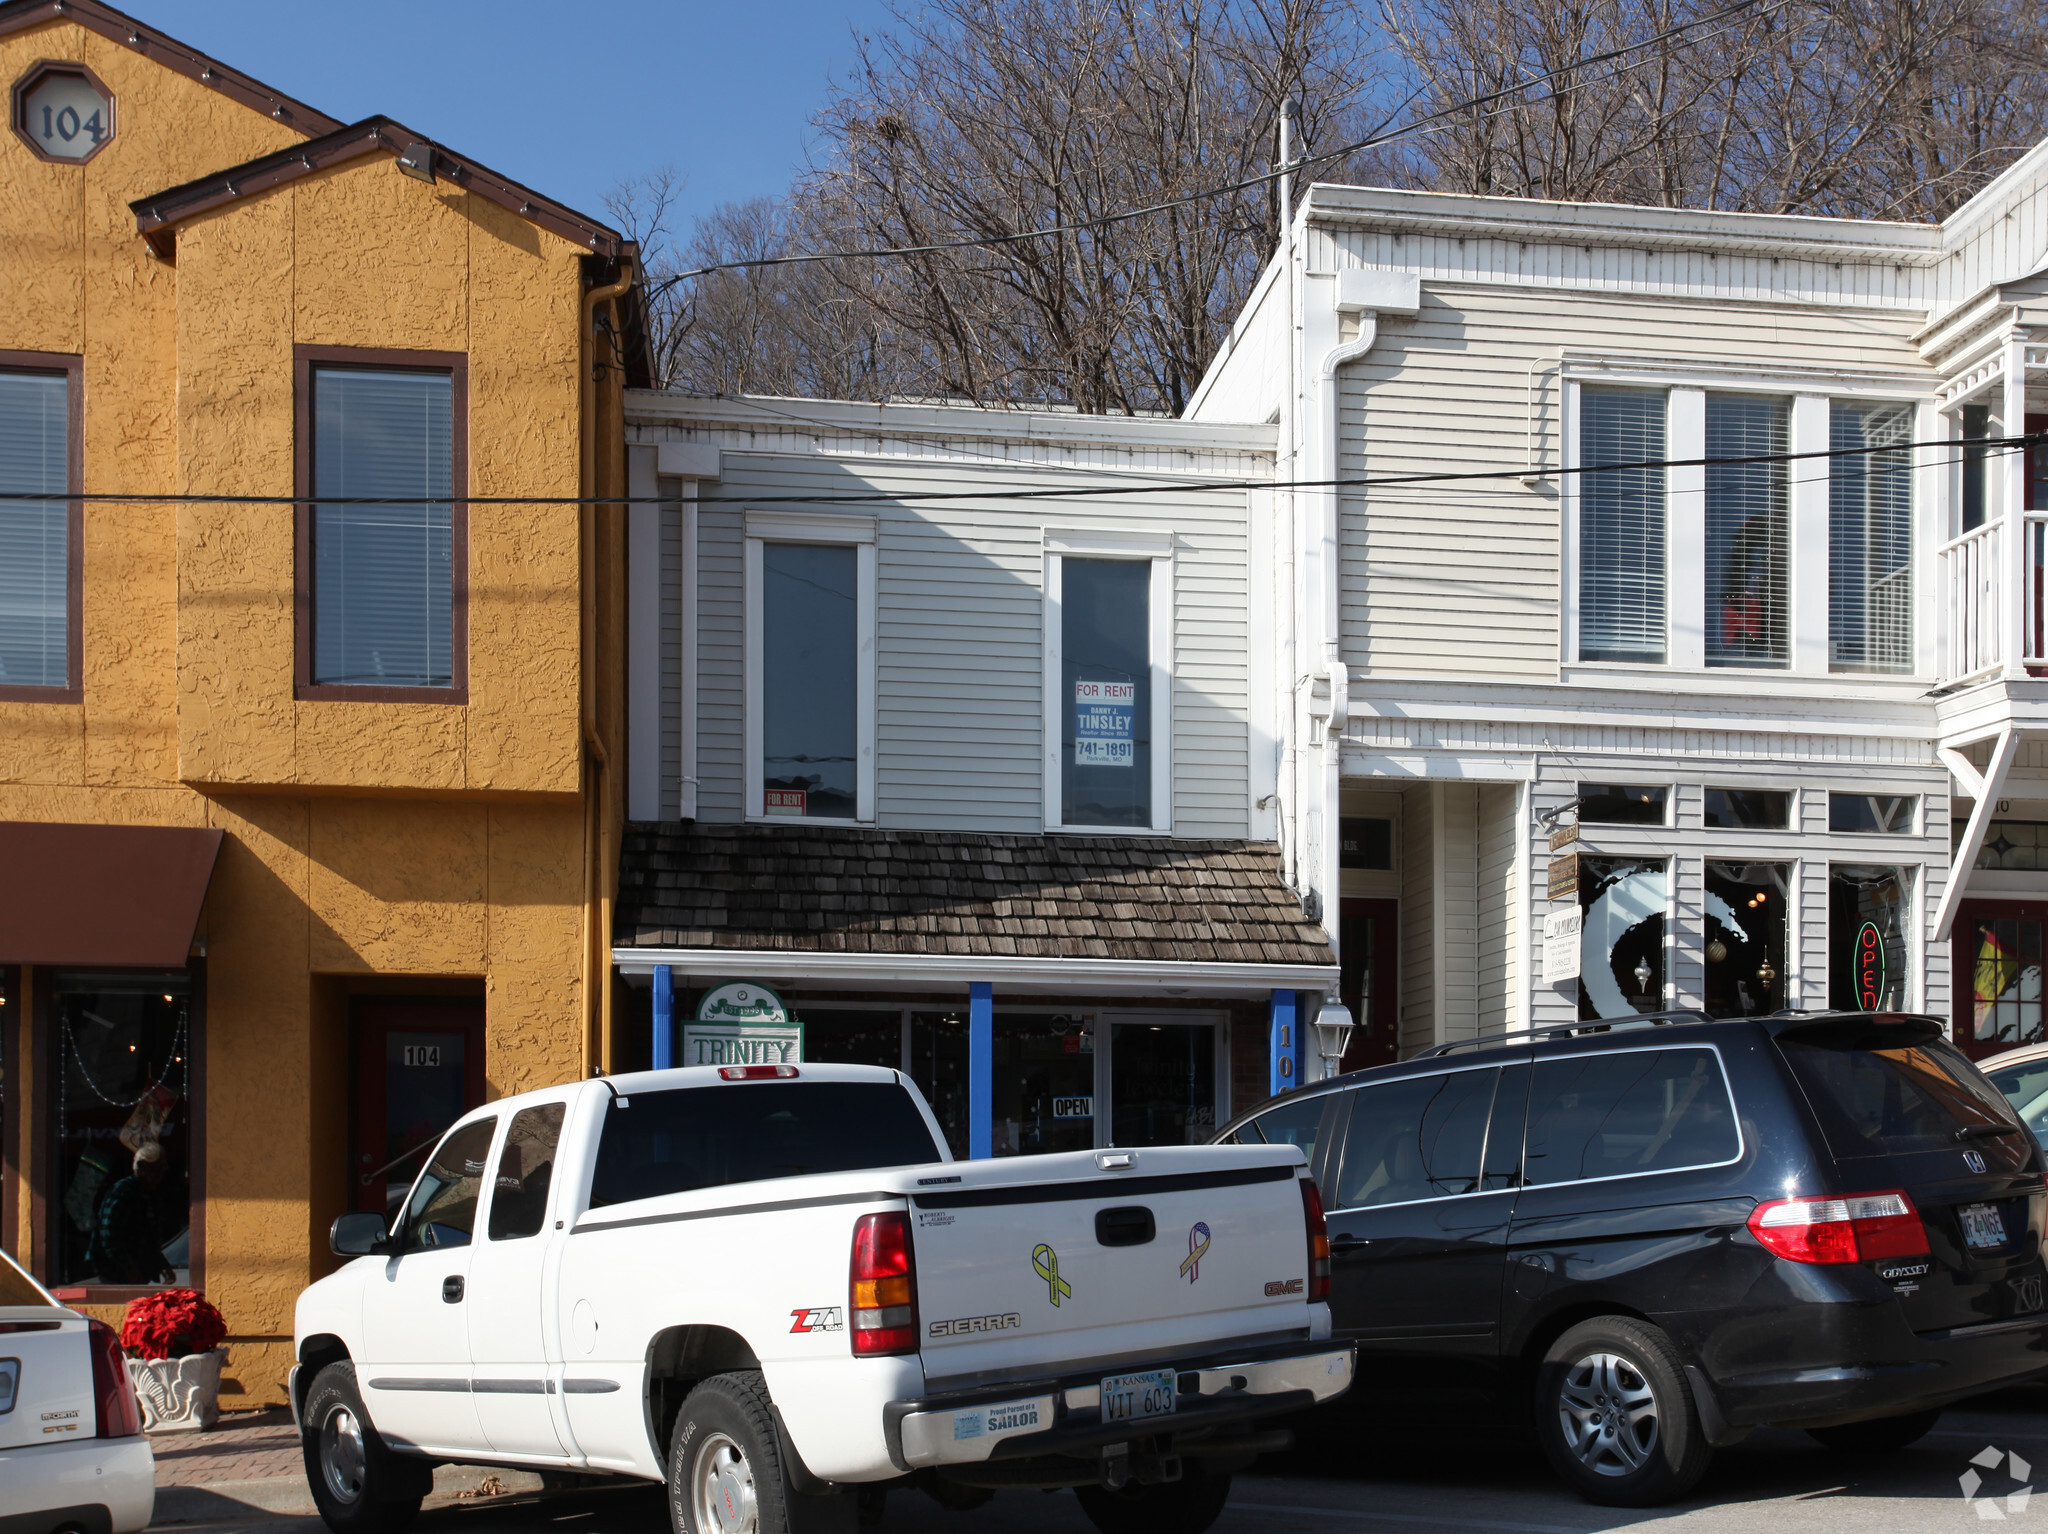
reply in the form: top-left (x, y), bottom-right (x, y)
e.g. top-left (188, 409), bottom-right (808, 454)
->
top-left (0, 0), bottom-right (638, 1404)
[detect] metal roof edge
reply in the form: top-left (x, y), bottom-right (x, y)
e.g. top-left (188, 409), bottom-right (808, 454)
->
top-left (610, 947), bottom-right (1338, 997)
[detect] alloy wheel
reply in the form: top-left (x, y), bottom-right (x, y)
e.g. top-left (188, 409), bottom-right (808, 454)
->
top-left (693, 1430), bottom-right (759, 1534)
top-left (1556, 1350), bottom-right (1660, 1477)
top-left (320, 1404), bottom-right (369, 1505)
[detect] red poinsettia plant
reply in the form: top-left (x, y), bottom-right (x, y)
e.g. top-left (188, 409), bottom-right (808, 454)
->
top-left (120, 1288), bottom-right (226, 1361)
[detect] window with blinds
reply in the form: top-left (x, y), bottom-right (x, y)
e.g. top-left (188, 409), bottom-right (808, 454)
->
top-left (1705, 393), bottom-right (1789, 668)
top-left (1578, 387), bottom-right (1667, 662)
top-left (310, 368), bottom-right (454, 689)
top-left (1829, 401), bottom-right (1913, 674)
top-left (0, 369), bottom-right (70, 690)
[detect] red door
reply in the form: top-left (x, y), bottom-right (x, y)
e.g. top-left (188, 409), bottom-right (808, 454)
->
top-left (1337, 898), bottom-right (1400, 1071)
top-left (353, 1001), bottom-right (486, 1216)
top-left (1952, 900), bottom-right (2048, 1061)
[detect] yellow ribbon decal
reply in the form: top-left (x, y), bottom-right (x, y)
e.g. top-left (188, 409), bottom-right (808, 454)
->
top-left (1032, 1243), bottom-right (1072, 1306)
top-left (1181, 1221), bottom-right (1211, 1282)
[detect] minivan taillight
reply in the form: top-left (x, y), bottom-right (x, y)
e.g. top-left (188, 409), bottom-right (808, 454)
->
top-left (1300, 1178), bottom-right (1331, 1302)
top-left (88, 1319), bottom-right (142, 1438)
top-left (1748, 1190), bottom-right (1928, 1265)
top-left (850, 1212), bottom-right (917, 1356)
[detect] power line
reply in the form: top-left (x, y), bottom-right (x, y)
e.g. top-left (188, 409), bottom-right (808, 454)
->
top-left (647, 0), bottom-right (1781, 292)
top-left (4, 430), bottom-right (2033, 507)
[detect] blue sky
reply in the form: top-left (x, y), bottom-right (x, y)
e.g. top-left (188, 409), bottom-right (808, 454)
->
top-left (121, 0), bottom-right (896, 238)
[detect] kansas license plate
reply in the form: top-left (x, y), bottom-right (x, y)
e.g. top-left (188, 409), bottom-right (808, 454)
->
top-left (1961, 1202), bottom-right (2008, 1251)
top-left (1100, 1368), bottom-right (1177, 1424)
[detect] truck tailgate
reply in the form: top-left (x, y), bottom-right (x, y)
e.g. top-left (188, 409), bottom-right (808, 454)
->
top-left (910, 1145), bottom-right (1314, 1387)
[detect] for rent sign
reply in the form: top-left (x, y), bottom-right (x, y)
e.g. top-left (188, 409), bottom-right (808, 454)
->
top-left (685, 982), bottom-right (803, 1066)
top-left (1074, 680), bottom-right (1135, 767)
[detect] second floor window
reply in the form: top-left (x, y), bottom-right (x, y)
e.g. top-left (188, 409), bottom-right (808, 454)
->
top-left (0, 362), bottom-right (73, 695)
top-left (762, 542), bottom-right (858, 819)
top-left (1578, 387), bottom-right (1666, 664)
top-left (1829, 401), bottom-right (1914, 674)
top-left (1705, 393), bottom-right (1789, 668)
top-left (307, 363), bottom-right (457, 691)
top-left (1061, 556), bottom-right (1153, 827)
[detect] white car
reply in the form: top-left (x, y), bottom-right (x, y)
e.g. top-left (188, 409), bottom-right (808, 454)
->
top-left (1981, 1040), bottom-right (2048, 1140)
top-left (0, 1246), bottom-right (154, 1534)
top-left (293, 1063), bottom-right (1353, 1534)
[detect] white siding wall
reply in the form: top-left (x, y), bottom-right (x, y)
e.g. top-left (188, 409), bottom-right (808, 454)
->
top-left (1401, 786), bottom-right (1436, 1056)
top-left (658, 479), bottom-right (684, 821)
top-left (1934, 145), bottom-right (2048, 310)
top-left (697, 498), bottom-right (746, 822)
top-left (1476, 783), bottom-right (1519, 1037)
top-left (1437, 785), bottom-right (1480, 1045)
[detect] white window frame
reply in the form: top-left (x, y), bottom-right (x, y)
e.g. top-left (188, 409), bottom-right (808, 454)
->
top-left (1043, 529), bottom-right (1174, 834)
top-left (1559, 357), bottom-right (1938, 688)
top-left (744, 510), bottom-right (877, 826)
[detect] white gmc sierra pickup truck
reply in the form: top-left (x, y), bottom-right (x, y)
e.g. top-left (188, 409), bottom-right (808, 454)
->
top-left (292, 1063), bottom-right (1352, 1534)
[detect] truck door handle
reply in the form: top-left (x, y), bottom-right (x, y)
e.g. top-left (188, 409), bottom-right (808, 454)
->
top-left (442, 1276), bottom-right (464, 1304)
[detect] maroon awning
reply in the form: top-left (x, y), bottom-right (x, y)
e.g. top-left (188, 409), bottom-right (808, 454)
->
top-left (0, 822), bottom-right (223, 968)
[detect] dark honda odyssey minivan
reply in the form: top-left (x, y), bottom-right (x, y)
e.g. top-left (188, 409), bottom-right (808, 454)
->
top-left (1215, 1010), bottom-right (2048, 1506)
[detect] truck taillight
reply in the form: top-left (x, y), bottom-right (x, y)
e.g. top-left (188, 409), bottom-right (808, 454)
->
top-left (88, 1319), bottom-right (142, 1438)
top-left (1748, 1190), bottom-right (1928, 1265)
top-left (1300, 1178), bottom-right (1330, 1303)
top-left (850, 1211), bottom-right (917, 1356)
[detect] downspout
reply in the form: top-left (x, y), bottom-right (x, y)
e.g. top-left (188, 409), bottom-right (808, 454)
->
top-left (579, 257), bottom-right (636, 1076)
top-left (1275, 98), bottom-right (1299, 892)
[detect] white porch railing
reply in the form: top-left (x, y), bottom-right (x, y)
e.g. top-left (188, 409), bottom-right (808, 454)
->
top-left (1942, 521), bottom-right (2003, 681)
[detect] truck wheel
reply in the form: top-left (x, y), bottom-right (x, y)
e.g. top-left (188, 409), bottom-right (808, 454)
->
top-left (300, 1362), bottom-right (431, 1534)
top-left (1806, 1409), bottom-right (1942, 1452)
top-left (1074, 1472), bottom-right (1232, 1534)
top-left (668, 1371), bottom-right (848, 1534)
top-left (1533, 1317), bottom-right (1713, 1507)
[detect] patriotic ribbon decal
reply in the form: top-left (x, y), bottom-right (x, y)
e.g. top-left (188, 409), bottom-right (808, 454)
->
top-left (1032, 1243), bottom-right (1072, 1306)
top-left (1181, 1221), bottom-right (1211, 1282)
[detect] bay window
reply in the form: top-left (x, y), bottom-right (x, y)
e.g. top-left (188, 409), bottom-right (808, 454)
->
top-left (0, 354), bottom-right (78, 700)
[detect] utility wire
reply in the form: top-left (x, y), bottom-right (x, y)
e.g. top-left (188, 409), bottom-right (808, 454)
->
top-left (6, 431), bottom-right (2034, 507)
top-left (645, 0), bottom-right (1782, 292)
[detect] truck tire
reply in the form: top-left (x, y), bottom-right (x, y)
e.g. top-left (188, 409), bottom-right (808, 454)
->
top-left (1073, 1472), bottom-right (1232, 1534)
top-left (668, 1370), bottom-right (851, 1534)
top-left (1533, 1317), bottom-right (1713, 1507)
top-left (300, 1362), bottom-right (431, 1534)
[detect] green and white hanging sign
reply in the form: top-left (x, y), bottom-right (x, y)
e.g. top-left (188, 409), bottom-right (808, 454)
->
top-left (685, 981), bottom-right (803, 1066)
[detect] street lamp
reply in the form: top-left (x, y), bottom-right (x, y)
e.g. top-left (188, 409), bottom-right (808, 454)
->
top-left (1313, 995), bottom-right (1356, 1080)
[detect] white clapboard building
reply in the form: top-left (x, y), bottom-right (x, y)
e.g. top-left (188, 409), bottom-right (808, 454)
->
top-left (1186, 136), bottom-right (2048, 1069)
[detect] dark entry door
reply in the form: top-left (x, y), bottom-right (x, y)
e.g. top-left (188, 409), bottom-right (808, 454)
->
top-left (354, 1001), bottom-right (486, 1217)
top-left (1953, 901), bottom-right (2048, 1061)
top-left (1339, 898), bottom-right (1400, 1070)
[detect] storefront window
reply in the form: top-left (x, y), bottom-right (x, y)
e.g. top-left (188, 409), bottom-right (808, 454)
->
top-left (1576, 784), bottom-right (1668, 826)
top-left (51, 972), bottom-right (193, 1287)
top-left (1966, 914), bottom-right (2044, 1048)
top-left (1703, 788), bottom-right (1790, 829)
top-left (1578, 857), bottom-right (1667, 1020)
top-left (989, 1015), bottom-right (1095, 1156)
top-left (1830, 865), bottom-right (1911, 1011)
top-left (1973, 821), bottom-right (2048, 872)
top-left (1704, 862), bottom-right (1790, 1016)
top-left (1109, 1021), bottom-right (1216, 1147)
top-left (909, 1011), bottom-right (969, 1158)
top-left (1830, 792), bottom-right (1915, 834)
top-left (795, 1009), bottom-right (902, 1070)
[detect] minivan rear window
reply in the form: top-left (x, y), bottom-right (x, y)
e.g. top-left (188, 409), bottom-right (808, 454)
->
top-left (587, 1082), bottom-right (945, 1208)
top-left (1524, 1048), bottom-right (1740, 1185)
top-left (1778, 1032), bottom-right (2018, 1157)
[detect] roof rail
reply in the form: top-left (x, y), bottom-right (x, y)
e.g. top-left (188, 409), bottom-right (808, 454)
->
top-left (1415, 1009), bottom-right (1715, 1059)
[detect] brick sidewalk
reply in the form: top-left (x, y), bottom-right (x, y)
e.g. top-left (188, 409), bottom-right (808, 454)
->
top-left (150, 1408), bottom-right (303, 1487)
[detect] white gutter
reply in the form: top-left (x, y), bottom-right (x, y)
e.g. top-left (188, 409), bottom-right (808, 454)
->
top-left (612, 947), bottom-right (1339, 998)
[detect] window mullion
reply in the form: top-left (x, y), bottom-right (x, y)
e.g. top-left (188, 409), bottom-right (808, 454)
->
top-left (1789, 395), bottom-right (1831, 674)
top-left (1667, 388), bottom-right (1706, 671)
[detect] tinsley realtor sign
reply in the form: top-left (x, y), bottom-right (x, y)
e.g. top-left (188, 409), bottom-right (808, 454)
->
top-left (685, 981), bottom-right (803, 1066)
top-left (1073, 679), bottom-right (1135, 767)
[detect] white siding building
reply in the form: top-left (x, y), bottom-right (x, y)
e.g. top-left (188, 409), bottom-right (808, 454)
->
top-left (1187, 139), bottom-right (2048, 1068)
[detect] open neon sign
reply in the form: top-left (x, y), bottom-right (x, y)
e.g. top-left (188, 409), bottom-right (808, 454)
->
top-left (1854, 921), bottom-right (1886, 1011)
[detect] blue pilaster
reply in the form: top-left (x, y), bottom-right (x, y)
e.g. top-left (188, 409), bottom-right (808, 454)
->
top-left (968, 981), bottom-right (994, 1158)
top-left (653, 965), bottom-right (674, 1070)
top-left (1269, 988), bottom-right (1300, 1096)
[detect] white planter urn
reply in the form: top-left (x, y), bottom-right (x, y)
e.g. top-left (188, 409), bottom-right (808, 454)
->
top-left (126, 1348), bottom-right (226, 1432)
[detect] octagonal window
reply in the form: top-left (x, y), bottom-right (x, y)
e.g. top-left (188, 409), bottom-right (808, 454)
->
top-left (15, 64), bottom-right (114, 162)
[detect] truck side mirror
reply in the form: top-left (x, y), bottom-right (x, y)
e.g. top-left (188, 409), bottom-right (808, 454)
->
top-left (331, 1212), bottom-right (396, 1257)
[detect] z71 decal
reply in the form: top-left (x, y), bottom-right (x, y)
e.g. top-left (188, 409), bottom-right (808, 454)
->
top-left (789, 1306), bottom-right (845, 1334)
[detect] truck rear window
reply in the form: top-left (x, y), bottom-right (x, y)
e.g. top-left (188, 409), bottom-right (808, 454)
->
top-left (587, 1082), bottom-right (945, 1208)
top-left (1778, 1029), bottom-right (2019, 1157)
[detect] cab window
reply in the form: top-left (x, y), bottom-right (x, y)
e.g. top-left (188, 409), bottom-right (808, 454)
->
top-left (400, 1117), bottom-right (497, 1250)
top-left (487, 1103), bottom-right (565, 1241)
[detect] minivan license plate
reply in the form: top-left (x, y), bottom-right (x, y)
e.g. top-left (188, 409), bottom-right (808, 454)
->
top-left (1101, 1368), bottom-right (1177, 1424)
top-left (1961, 1203), bottom-right (2007, 1251)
